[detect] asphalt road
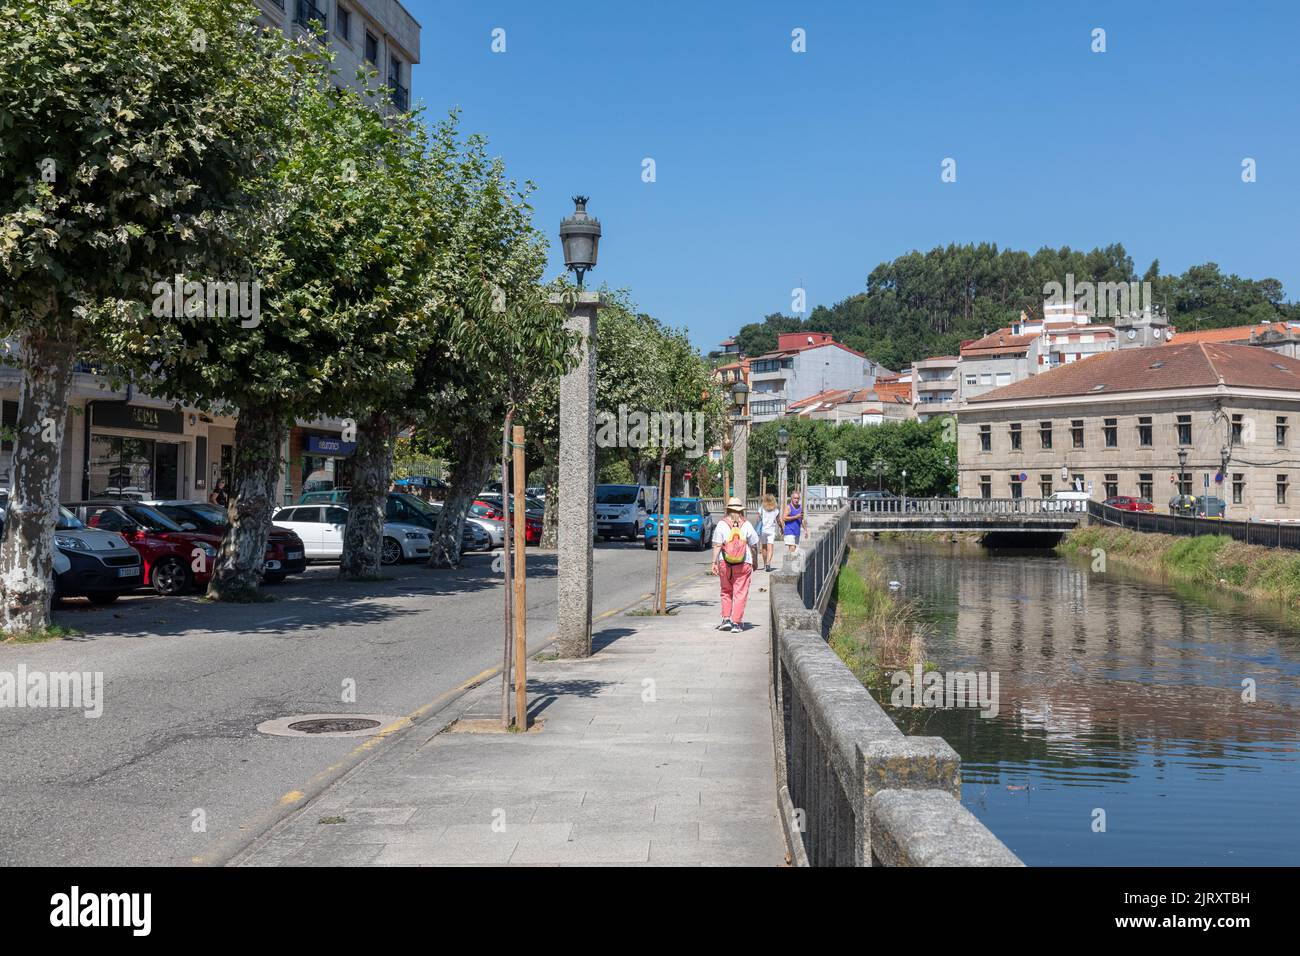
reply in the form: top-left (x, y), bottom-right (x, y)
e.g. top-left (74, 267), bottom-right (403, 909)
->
top-left (0, 539), bottom-right (716, 865)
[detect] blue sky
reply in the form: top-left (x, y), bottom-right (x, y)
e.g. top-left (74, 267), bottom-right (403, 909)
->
top-left (404, 0), bottom-right (1300, 352)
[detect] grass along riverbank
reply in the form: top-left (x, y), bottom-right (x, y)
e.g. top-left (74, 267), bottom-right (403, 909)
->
top-left (1060, 525), bottom-right (1300, 612)
top-left (828, 549), bottom-right (928, 686)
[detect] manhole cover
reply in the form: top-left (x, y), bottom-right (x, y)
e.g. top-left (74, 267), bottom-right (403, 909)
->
top-left (257, 714), bottom-right (399, 738)
top-left (288, 718), bottom-right (381, 734)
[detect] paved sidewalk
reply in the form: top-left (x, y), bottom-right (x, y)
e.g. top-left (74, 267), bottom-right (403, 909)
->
top-left (238, 563), bottom-right (789, 866)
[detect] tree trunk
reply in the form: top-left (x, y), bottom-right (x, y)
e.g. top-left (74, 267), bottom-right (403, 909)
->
top-left (428, 424), bottom-right (493, 569)
top-left (0, 306), bottom-right (75, 635)
top-left (339, 411), bottom-right (397, 579)
top-left (207, 401), bottom-right (284, 601)
top-left (539, 460), bottom-right (559, 549)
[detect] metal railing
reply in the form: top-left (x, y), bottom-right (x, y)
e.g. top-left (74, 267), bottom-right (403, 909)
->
top-left (1089, 500), bottom-right (1300, 550)
top-left (294, 0), bottom-right (327, 33)
top-left (767, 508), bottom-right (1021, 867)
top-left (850, 496), bottom-right (1084, 516)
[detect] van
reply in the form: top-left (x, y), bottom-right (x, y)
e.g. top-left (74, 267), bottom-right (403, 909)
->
top-left (595, 484), bottom-right (658, 541)
top-left (1044, 490), bottom-right (1090, 513)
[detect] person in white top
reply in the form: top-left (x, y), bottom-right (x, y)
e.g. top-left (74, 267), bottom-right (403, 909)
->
top-left (709, 497), bottom-right (761, 633)
top-left (757, 493), bottom-right (780, 572)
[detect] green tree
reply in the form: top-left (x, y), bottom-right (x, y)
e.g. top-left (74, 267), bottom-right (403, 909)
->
top-left (0, 0), bottom-right (297, 630)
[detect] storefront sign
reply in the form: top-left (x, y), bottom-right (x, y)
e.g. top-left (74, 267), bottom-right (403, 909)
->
top-left (305, 435), bottom-right (356, 456)
top-left (92, 402), bottom-right (184, 434)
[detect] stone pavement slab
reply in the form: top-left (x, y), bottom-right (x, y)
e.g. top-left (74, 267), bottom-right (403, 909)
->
top-left (237, 558), bottom-right (795, 867)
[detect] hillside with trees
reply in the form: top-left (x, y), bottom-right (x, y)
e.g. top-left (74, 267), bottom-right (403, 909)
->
top-left (729, 243), bottom-right (1299, 372)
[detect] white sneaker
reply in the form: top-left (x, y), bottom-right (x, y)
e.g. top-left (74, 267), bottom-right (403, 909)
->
top-left (716, 618), bottom-right (733, 631)
top-left (730, 622), bottom-right (744, 633)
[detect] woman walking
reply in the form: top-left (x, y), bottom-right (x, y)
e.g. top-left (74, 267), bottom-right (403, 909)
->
top-left (758, 493), bottom-right (780, 572)
top-left (709, 497), bottom-right (760, 632)
top-left (781, 491), bottom-right (803, 556)
top-left (208, 478), bottom-right (229, 508)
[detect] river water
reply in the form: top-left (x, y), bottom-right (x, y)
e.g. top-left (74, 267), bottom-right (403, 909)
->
top-left (862, 541), bottom-right (1300, 866)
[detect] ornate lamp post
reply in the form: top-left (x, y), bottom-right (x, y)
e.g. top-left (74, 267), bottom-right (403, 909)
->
top-left (730, 380), bottom-right (749, 507)
top-left (554, 197), bottom-right (603, 659)
top-left (1177, 447), bottom-right (1189, 499)
top-left (559, 196), bottom-right (600, 290)
top-left (776, 426), bottom-right (789, 507)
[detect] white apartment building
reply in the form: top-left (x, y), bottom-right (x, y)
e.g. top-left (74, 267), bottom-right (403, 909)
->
top-left (255, 0), bottom-right (421, 112)
top-left (747, 332), bottom-right (891, 423)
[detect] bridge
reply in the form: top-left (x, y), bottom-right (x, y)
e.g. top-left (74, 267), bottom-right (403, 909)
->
top-left (848, 497), bottom-right (1084, 533)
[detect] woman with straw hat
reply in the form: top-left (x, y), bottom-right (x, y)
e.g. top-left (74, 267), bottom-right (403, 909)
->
top-left (709, 497), bottom-right (760, 633)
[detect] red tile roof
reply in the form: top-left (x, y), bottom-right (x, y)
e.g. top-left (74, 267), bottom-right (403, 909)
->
top-left (967, 342), bottom-right (1300, 403)
top-left (959, 327), bottom-right (1040, 357)
top-left (1161, 322), bottom-right (1299, 345)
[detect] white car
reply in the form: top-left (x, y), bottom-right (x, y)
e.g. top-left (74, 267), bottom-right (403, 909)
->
top-left (1043, 491), bottom-right (1090, 513)
top-left (271, 504), bottom-right (432, 565)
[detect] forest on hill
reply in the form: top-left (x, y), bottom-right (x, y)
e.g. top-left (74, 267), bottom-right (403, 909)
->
top-left (727, 243), bottom-right (1299, 372)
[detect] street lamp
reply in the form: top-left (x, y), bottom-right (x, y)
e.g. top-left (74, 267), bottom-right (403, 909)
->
top-left (872, 456), bottom-right (886, 492)
top-left (559, 196), bottom-right (600, 289)
top-left (730, 380), bottom-right (749, 415)
top-left (901, 468), bottom-right (908, 501)
top-left (776, 426), bottom-right (789, 506)
top-left (730, 380), bottom-right (750, 502)
top-left (1177, 447), bottom-right (1188, 496)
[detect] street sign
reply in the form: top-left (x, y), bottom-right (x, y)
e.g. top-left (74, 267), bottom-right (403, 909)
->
top-left (835, 459), bottom-right (847, 478)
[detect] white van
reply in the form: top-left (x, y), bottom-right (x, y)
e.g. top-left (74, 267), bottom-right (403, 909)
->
top-left (595, 484), bottom-right (659, 541)
top-left (1043, 490), bottom-right (1090, 513)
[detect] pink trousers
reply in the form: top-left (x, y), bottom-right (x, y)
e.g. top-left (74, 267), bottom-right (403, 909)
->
top-left (719, 561), bottom-right (753, 622)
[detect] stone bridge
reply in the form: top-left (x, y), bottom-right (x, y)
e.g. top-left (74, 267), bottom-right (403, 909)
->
top-left (847, 497), bottom-right (1084, 533)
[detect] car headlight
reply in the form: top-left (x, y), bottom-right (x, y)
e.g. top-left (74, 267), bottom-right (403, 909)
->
top-left (405, 531), bottom-right (424, 540)
top-left (55, 535), bottom-right (88, 551)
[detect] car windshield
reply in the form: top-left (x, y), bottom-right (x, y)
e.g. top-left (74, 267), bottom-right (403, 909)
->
top-left (596, 486), bottom-right (637, 505)
top-left (120, 504), bottom-right (184, 532)
top-left (55, 506), bottom-right (84, 531)
top-left (668, 499), bottom-right (698, 515)
top-left (393, 493), bottom-right (437, 517)
top-left (158, 503), bottom-right (225, 529)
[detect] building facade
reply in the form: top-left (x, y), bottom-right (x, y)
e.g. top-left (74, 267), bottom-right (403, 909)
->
top-left (957, 342), bottom-right (1300, 520)
top-left (747, 332), bottom-right (889, 423)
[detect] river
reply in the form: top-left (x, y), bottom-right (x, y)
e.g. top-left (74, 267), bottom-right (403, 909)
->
top-left (861, 540), bottom-right (1300, 866)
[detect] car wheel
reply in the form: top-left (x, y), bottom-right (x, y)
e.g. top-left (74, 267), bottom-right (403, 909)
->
top-left (697, 533), bottom-right (708, 552)
top-left (644, 537), bottom-right (654, 550)
top-left (88, 593), bottom-right (119, 606)
top-left (381, 536), bottom-right (403, 566)
top-left (262, 573), bottom-right (287, 585)
top-left (150, 557), bottom-right (191, 596)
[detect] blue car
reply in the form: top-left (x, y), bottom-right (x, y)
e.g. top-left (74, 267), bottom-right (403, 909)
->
top-left (644, 497), bottom-right (714, 551)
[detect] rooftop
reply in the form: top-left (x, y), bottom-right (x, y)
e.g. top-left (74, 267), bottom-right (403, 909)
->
top-left (967, 341), bottom-right (1300, 403)
top-left (959, 327), bottom-right (1040, 357)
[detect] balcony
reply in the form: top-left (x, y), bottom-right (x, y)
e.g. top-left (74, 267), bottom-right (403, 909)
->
top-left (388, 82), bottom-right (409, 112)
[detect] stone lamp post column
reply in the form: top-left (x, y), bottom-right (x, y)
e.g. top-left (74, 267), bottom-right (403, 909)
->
top-left (730, 380), bottom-right (749, 507)
top-left (555, 196), bottom-right (602, 659)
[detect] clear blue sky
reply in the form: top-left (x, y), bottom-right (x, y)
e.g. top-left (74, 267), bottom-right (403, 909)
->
top-left (404, 0), bottom-right (1300, 352)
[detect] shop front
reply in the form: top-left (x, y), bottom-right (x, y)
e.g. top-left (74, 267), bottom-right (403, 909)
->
top-left (286, 429), bottom-right (357, 503)
top-left (82, 402), bottom-right (190, 501)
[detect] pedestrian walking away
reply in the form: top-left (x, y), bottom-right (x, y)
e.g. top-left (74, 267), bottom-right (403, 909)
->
top-left (781, 491), bottom-right (803, 555)
top-left (710, 496), bottom-right (760, 632)
top-left (758, 493), bottom-right (779, 572)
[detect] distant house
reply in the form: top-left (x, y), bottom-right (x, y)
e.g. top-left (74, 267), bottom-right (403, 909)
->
top-left (788, 386), bottom-right (912, 426)
top-left (747, 332), bottom-right (892, 423)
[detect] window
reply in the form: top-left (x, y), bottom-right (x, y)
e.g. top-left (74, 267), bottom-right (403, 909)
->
top-left (1138, 473), bottom-right (1153, 501)
top-left (1278, 474), bottom-right (1289, 505)
top-left (1278, 416), bottom-right (1289, 447)
top-left (1104, 474), bottom-right (1119, 498)
top-left (1232, 473), bottom-right (1245, 505)
top-left (1071, 473), bottom-right (1085, 493)
top-left (1103, 418), bottom-right (1117, 448)
top-left (389, 56), bottom-right (403, 87)
top-left (995, 372), bottom-right (1011, 387)
top-left (1009, 478), bottom-right (1023, 499)
top-left (1039, 474), bottom-right (1053, 498)
top-left (1177, 414), bottom-right (1192, 445)
top-left (964, 374), bottom-right (977, 387)
top-left (365, 30), bottom-right (379, 64)
top-left (336, 5), bottom-right (351, 41)
top-left (979, 475), bottom-right (991, 499)
top-left (1178, 472), bottom-right (1192, 496)
top-left (1009, 422), bottom-right (1022, 451)
top-left (980, 373), bottom-right (992, 386)
top-left (294, 0), bottom-right (327, 34)
top-left (979, 424), bottom-right (991, 452)
top-left (1039, 421), bottom-right (1053, 450)
top-left (1071, 419), bottom-right (1084, 449)
top-left (1231, 414), bottom-right (1243, 444)
top-left (325, 506), bottom-right (348, 526)
top-left (1138, 416), bottom-right (1153, 446)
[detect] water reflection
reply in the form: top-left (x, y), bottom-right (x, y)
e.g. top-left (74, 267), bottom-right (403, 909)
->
top-left (866, 542), bottom-right (1300, 866)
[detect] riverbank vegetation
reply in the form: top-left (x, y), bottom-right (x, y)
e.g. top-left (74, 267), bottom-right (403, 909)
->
top-left (1061, 525), bottom-right (1300, 612)
top-left (828, 550), bottom-right (928, 686)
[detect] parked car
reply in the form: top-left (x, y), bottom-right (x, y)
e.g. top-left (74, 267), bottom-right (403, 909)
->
top-left (143, 500), bottom-right (306, 583)
top-left (1194, 495), bottom-right (1227, 518)
top-left (851, 490), bottom-right (901, 512)
top-left (1103, 496), bottom-right (1155, 513)
top-left (1042, 491), bottom-right (1091, 513)
top-left (271, 504), bottom-right (432, 564)
top-left (473, 495), bottom-right (542, 545)
top-left (393, 476), bottom-right (447, 497)
top-left (595, 483), bottom-right (658, 541)
top-left (0, 493), bottom-right (143, 604)
top-left (63, 500), bottom-right (219, 596)
top-left (525, 486), bottom-right (546, 500)
top-left (298, 489), bottom-right (490, 552)
top-left (644, 497), bottom-right (714, 551)
top-left (465, 502), bottom-right (507, 547)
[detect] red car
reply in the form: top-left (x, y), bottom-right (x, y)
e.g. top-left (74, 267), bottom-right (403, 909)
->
top-left (1103, 496), bottom-right (1155, 513)
top-left (64, 501), bottom-right (221, 596)
top-left (472, 497), bottom-right (542, 545)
